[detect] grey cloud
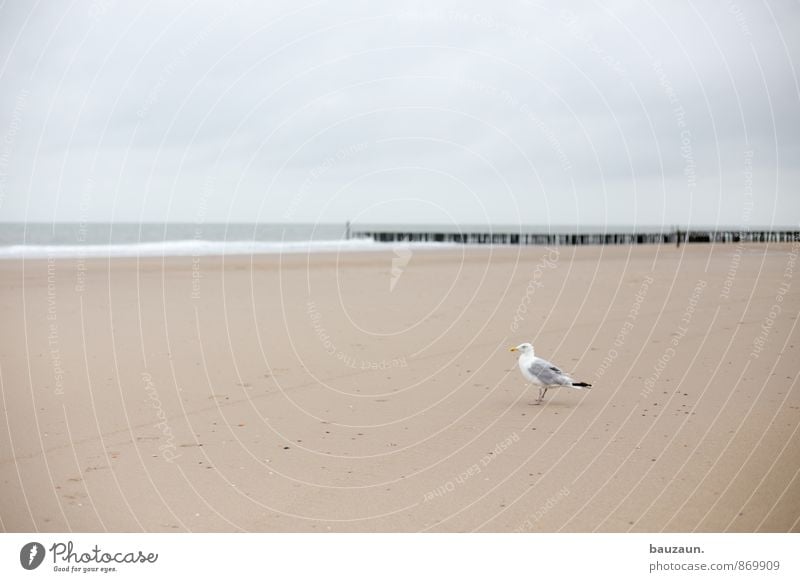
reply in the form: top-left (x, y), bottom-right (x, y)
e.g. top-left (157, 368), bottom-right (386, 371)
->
top-left (0, 0), bottom-right (797, 226)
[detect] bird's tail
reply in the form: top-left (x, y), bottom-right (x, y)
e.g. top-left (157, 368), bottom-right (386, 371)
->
top-left (572, 382), bottom-right (592, 388)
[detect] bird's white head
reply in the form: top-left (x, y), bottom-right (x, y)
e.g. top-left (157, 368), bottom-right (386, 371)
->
top-left (509, 342), bottom-right (534, 356)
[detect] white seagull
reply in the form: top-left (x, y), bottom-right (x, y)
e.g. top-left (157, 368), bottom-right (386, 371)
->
top-left (509, 343), bottom-right (592, 404)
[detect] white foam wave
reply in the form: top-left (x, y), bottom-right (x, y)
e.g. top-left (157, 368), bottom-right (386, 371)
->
top-left (0, 239), bottom-right (456, 259)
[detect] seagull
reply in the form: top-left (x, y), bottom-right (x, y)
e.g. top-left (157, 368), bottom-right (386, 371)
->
top-left (509, 343), bottom-right (592, 404)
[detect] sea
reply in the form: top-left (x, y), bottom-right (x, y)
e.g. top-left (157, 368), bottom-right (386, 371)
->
top-left (3, 222), bottom-right (789, 258)
top-left (0, 222), bottom-right (388, 259)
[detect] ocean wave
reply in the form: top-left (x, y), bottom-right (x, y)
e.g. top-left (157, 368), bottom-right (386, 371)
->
top-left (0, 239), bottom-right (456, 259)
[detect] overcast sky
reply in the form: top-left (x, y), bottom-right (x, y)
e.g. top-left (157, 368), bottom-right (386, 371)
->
top-left (0, 0), bottom-right (798, 227)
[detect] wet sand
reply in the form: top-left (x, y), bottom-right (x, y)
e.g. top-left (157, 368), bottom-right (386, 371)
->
top-left (1, 242), bottom-right (798, 532)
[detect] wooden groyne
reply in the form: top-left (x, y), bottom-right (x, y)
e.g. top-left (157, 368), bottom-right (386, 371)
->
top-left (350, 228), bottom-right (799, 246)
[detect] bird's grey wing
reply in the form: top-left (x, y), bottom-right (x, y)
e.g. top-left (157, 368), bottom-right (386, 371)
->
top-left (528, 358), bottom-right (572, 385)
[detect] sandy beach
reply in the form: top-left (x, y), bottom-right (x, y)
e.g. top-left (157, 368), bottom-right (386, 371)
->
top-left (1, 242), bottom-right (798, 532)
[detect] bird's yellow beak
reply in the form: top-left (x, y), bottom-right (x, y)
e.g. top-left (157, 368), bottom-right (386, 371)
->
top-left (509, 346), bottom-right (517, 352)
